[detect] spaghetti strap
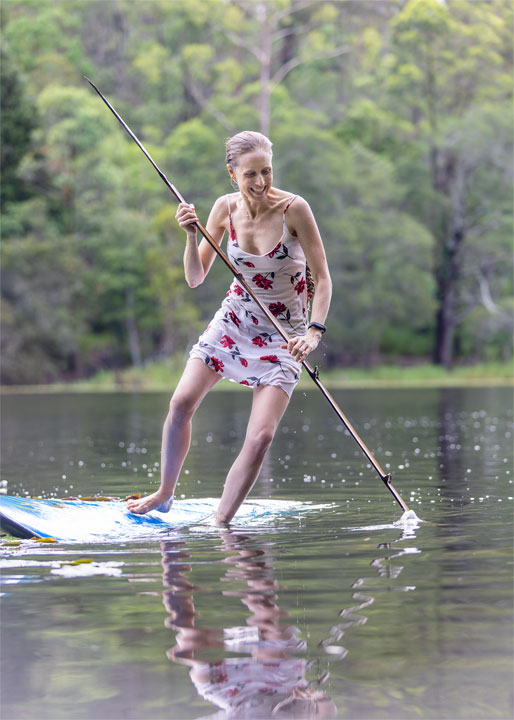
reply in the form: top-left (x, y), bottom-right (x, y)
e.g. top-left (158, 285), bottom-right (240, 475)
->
top-left (226, 194), bottom-right (237, 243)
top-left (226, 194), bottom-right (234, 229)
top-left (284, 195), bottom-right (298, 214)
top-left (283, 195), bottom-right (297, 230)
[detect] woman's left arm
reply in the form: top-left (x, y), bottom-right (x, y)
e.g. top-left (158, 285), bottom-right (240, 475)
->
top-left (283, 197), bottom-right (332, 363)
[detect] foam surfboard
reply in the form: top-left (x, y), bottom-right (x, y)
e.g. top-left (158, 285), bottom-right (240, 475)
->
top-left (0, 495), bottom-right (331, 543)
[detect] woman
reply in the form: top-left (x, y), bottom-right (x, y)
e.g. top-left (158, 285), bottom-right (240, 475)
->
top-left (127, 131), bottom-right (332, 523)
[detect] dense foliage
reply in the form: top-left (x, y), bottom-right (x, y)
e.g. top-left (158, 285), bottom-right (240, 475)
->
top-left (1, 0), bottom-right (512, 383)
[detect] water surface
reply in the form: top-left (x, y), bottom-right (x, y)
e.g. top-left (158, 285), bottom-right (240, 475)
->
top-left (1, 387), bottom-right (512, 719)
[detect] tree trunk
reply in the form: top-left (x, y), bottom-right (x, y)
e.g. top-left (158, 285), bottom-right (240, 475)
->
top-left (433, 277), bottom-right (457, 368)
top-left (432, 158), bottom-right (466, 369)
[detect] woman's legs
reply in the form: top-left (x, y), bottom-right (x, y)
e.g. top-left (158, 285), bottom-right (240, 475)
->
top-left (214, 385), bottom-right (290, 523)
top-left (127, 359), bottom-right (221, 514)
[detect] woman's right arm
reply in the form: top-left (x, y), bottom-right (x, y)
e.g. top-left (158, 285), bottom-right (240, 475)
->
top-left (176, 197), bottom-right (227, 288)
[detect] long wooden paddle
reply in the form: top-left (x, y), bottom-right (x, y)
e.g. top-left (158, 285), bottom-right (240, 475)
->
top-left (85, 77), bottom-right (409, 513)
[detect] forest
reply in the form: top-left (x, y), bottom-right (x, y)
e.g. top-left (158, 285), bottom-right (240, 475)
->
top-left (1, 0), bottom-right (512, 385)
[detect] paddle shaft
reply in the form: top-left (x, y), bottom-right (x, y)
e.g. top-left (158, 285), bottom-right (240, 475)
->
top-left (85, 77), bottom-right (409, 513)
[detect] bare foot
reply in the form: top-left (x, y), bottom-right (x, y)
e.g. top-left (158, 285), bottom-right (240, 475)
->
top-left (208, 510), bottom-right (229, 526)
top-left (126, 492), bottom-right (174, 515)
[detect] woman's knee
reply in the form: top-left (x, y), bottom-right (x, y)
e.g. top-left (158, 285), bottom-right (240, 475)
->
top-left (166, 360), bottom-right (218, 424)
top-left (245, 426), bottom-right (275, 458)
top-left (168, 390), bottom-right (198, 422)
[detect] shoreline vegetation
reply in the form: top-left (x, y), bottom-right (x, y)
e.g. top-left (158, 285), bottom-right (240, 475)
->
top-left (1, 361), bottom-right (512, 394)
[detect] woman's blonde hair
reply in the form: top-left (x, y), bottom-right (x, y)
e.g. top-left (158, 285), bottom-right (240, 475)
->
top-left (225, 131), bottom-right (273, 169)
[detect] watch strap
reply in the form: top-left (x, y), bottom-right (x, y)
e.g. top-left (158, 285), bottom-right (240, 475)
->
top-left (308, 321), bottom-right (326, 334)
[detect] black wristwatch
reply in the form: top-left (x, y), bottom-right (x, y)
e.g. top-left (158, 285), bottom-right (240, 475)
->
top-left (308, 321), bottom-right (327, 334)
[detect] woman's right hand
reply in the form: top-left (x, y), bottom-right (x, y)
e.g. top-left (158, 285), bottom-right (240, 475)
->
top-left (175, 202), bottom-right (198, 236)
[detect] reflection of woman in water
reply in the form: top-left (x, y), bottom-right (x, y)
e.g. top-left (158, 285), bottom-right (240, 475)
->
top-left (161, 532), bottom-right (337, 719)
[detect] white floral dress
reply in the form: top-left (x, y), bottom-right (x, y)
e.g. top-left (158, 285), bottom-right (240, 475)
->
top-left (189, 195), bottom-right (308, 397)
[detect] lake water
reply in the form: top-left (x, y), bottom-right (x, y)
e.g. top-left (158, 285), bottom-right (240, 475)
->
top-left (1, 387), bottom-right (512, 719)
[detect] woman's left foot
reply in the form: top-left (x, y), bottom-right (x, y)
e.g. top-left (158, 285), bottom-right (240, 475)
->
top-left (126, 492), bottom-right (174, 515)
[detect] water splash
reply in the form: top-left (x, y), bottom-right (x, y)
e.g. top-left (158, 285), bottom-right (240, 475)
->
top-left (347, 508), bottom-right (423, 536)
top-left (397, 508), bottom-right (422, 527)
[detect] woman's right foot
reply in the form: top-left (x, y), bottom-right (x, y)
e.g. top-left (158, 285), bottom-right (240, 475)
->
top-left (209, 510), bottom-right (230, 526)
top-left (126, 492), bottom-right (174, 515)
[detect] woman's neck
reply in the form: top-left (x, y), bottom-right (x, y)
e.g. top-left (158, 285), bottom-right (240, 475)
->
top-left (239, 187), bottom-right (280, 220)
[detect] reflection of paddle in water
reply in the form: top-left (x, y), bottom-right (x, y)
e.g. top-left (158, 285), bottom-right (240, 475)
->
top-left (160, 532), bottom-right (337, 719)
top-left (321, 518), bottom-right (421, 659)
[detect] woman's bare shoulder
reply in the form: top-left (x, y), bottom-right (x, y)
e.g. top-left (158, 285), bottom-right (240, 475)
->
top-left (210, 193), bottom-right (234, 226)
top-left (270, 188), bottom-right (306, 210)
top-left (283, 194), bottom-right (320, 240)
top-left (287, 194), bottom-right (313, 219)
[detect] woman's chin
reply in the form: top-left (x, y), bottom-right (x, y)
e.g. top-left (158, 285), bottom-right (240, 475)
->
top-left (250, 189), bottom-right (267, 200)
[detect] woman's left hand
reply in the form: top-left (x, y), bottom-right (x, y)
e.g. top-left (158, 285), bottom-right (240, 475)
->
top-left (281, 328), bottom-right (322, 364)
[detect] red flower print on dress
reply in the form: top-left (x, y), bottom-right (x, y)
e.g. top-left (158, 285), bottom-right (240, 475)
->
top-left (233, 284), bottom-right (244, 296)
top-left (294, 277), bottom-right (306, 295)
top-left (260, 354), bottom-right (280, 364)
top-left (240, 380), bottom-right (250, 386)
top-left (268, 302), bottom-right (287, 317)
top-left (210, 665), bottom-right (228, 684)
top-left (251, 315), bottom-right (259, 325)
top-left (268, 242), bottom-right (281, 258)
top-left (252, 273), bottom-right (273, 290)
top-left (252, 336), bottom-right (267, 347)
top-left (210, 356), bottom-right (224, 373)
top-left (243, 261), bottom-right (255, 268)
top-left (220, 335), bottom-right (235, 349)
top-left (229, 311), bottom-right (241, 328)
top-left (240, 358), bottom-right (248, 367)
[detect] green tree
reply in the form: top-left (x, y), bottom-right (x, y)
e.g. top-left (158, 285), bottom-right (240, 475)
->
top-left (1, 198), bottom-right (88, 383)
top-left (0, 42), bottom-right (37, 204)
top-left (386, 0), bottom-right (513, 367)
top-left (319, 140), bottom-right (435, 364)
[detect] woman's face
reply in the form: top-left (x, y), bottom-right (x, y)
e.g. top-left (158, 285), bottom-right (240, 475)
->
top-left (230, 149), bottom-right (273, 201)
